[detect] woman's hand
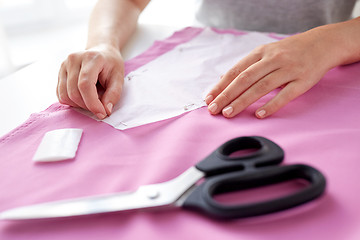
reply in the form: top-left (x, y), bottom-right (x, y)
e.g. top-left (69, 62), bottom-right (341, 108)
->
top-left (205, 28), bottom-right (336, 119)
top-left (57, 44), bottom-right (124, 119)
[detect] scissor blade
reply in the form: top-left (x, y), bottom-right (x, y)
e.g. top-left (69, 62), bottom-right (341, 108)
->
top-left (0, 167), bottom-right (204, 220)
top-left (0, 191), bottom-right (148, 220)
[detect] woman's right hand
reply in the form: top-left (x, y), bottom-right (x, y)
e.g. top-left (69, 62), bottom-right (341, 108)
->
top-left (57, 44), bottom-right (124, 119)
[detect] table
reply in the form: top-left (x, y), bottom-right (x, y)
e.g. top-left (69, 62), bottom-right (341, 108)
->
top-left (1, 14), bottom-right (360, 240)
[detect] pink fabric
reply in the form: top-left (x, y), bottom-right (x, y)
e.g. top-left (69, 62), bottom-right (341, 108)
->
top-left (1, 27), bottom-right (360, 240)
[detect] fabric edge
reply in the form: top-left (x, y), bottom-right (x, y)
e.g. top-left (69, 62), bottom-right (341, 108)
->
top-left (124, 27), bottom-right (204, 75)
top-left (0, 103), bottom-right (69, 144)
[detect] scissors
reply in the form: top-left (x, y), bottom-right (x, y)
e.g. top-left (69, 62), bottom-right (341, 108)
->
top-left (0, 136), bottom-right (326, 220)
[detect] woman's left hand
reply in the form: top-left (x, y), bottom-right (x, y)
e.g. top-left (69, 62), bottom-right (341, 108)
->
top-left (205, 28), bottom-right (336, 119)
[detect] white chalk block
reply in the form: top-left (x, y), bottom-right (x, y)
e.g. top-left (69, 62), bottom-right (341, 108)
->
top-left (32, 128), bottom-right (83, 162)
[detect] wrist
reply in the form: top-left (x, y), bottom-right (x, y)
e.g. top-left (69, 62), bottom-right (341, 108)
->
top-left (86, 39), bottom-right (121, 51)
top-left (85, 43), bottom-right (121, 56)
top-left (311, 18), bottom-right (360, 67)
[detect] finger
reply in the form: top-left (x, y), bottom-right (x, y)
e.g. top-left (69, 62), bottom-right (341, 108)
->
top-left (208, 58), bottom-right (279, 115)
top-left (205, 75), bottom-right (224, 104)
top-left (101, 70), bottom-right (124, 115)
top-left (255, 81), bottom-right (310, 119)
top-left (221, 69), bottom-right (290, 118)
top-left (66, 59), bottom-right (87, 109)
top-left (78, 54), bottom-right (107, 119)
top-left (205, 52), bottom-right (262, 105)
top-left (56, 63), bottom-right (63, 100)
top-left (57, 61), bottom-right (80, 107)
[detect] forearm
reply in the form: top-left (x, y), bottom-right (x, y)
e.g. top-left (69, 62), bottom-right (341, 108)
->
top-left (86, 0), bottom-right (150, 51)
top-left (310, 17), bottom-right (360, 68)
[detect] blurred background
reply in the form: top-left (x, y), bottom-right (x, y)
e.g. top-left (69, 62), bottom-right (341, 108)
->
top-left (0, 0), bottom-right (200, 79)
top-left (0, 0), bottom-right (359, 79)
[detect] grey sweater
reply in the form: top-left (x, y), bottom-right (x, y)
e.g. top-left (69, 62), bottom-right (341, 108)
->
top-left (196, 0), bottom-right (357, 33)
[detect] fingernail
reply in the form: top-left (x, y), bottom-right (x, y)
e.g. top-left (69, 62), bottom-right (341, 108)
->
top-left (205, 95), bottom-right (214, 104)
top-left (107, 103), bottom-right (113, 114)
top-left (96, 113), bottom-right (106, 119)
top-left (208, 103), bottom-right (218, 113)
top-left (256, 109), bottom-right (266, 118)
top-left (223, 106), bottom-right (233, 116)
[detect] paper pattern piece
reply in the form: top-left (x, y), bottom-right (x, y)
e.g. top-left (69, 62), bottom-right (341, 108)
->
top-left (32, 128), bottom-right (83, 162)
top-left (86, 28), bottom-right (277, 130)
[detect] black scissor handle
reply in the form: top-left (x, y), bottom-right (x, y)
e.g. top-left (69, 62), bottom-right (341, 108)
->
top-left (183, 164), bottom-right (326, 219)
top-left (195, 136), bottom-right (284, 176)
